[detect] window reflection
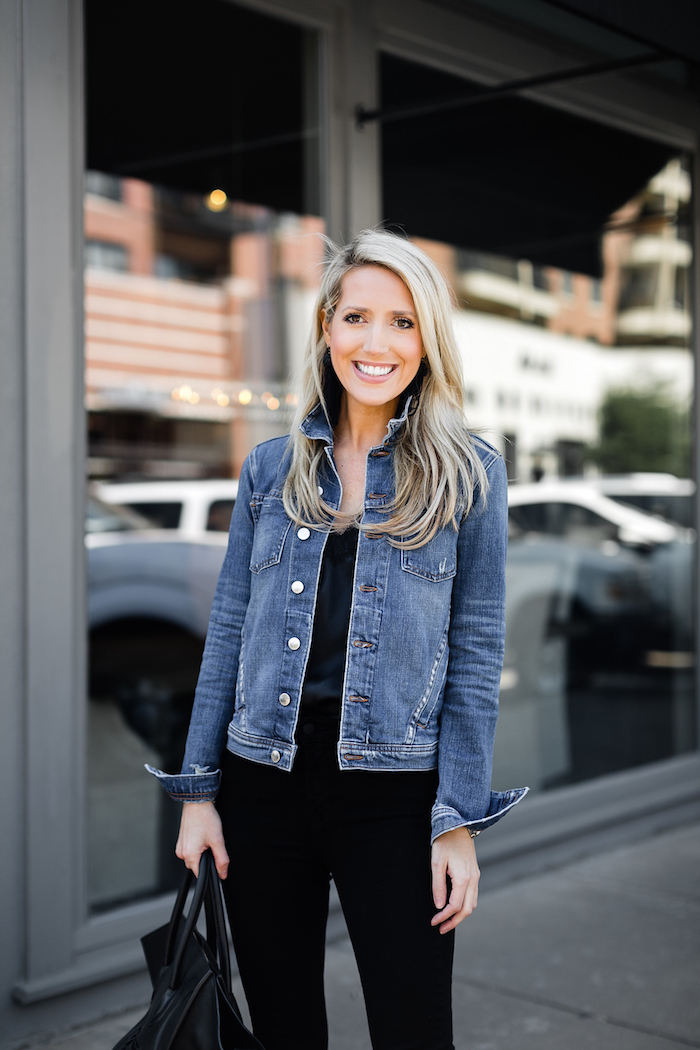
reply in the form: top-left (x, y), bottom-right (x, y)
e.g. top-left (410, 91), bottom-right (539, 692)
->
top-left (399, 156), bottom-right (694, 796)
top-left (85, 0), bottom-right (323, 911)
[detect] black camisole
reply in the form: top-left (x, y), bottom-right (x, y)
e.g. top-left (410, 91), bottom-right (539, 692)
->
top-left (299, 527), bottom-right (359, 720)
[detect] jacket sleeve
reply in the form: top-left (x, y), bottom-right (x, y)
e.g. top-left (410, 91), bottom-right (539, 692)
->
top-left (146, 448), bottom-right (258, 802)
top-left (431, 451), bottom-right (527, 843)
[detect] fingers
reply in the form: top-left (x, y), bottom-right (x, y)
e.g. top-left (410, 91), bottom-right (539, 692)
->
top-left (430, 828), bottom-right (480, 934)
top-left (431, 871), bottom-right (479, 933)
top-left (432, 853), bottom-right (448, 911)
top-left (175, 801), bottom-right (229, 880)
top-left (210, 838), bottom-right (230, 881)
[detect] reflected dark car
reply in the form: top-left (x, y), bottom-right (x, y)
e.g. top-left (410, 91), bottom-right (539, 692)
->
top-left (498, 482), bottom-right (694, 792)
top-left (86, 494), bottom-right (229, 901)
top-left (87, 495), bottom-right (227, 752)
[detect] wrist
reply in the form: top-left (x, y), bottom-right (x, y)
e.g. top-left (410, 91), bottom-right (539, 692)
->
top-left (441, 825), bottom-right (480, 841)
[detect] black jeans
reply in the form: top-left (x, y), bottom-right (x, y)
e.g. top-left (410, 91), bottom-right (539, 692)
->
top-left (216, 716), bottom-right (455, 1050)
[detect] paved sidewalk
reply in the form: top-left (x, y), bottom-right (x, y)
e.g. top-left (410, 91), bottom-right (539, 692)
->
top-left (25, 822), bottom-right (700, 1050)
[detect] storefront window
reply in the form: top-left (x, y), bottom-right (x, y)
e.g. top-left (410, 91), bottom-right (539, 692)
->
top-left (379, 53), bottom-right (696, 794)
top-left (84, 0), bottom-right (324, 911)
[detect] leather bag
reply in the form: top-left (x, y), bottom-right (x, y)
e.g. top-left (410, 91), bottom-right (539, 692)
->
top-left (113, 850), bottom-right (263, 1050)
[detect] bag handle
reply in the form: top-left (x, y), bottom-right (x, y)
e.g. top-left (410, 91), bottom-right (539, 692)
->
top-left (169, 851), bottom-right (213, 989)
top-left (163, 865), bottom-right (194, 968)
top-left (207, 856), bottom-right (232, 991)
top-left (168, 851), bottom-right (232, 992)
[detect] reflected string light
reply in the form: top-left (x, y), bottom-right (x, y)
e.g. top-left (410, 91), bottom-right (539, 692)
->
top-left (205, 189), bottom-right (228, 212)
top-left (238, 389), bottom-right (253, 405)
top-left (261, 391), bottom-right (272, 404)
top-left (267, 397), bottom-right (280, 410)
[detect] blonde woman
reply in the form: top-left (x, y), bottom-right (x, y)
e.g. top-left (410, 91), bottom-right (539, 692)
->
top-left (149, 230), bottom-right (527, 1050)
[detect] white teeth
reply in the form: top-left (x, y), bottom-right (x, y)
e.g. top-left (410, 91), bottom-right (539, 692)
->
top-left (356, 362), bottom-right (394, 376)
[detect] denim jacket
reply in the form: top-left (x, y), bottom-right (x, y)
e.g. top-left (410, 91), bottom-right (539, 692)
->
top-left (148, 402), bottom-right (528, 842)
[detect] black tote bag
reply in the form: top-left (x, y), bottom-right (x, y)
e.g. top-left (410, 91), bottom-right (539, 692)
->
top-left (113, 850), bottom-right (263, 1050)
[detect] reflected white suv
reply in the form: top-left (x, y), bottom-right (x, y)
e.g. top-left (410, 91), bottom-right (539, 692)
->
top-left (508, 480), bottom-right (680, 548)
top-left (94, 479), bottom-right (239, 537)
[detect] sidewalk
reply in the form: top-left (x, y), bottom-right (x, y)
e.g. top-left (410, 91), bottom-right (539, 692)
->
top-left (25, 821), bottom-right (700, 1050)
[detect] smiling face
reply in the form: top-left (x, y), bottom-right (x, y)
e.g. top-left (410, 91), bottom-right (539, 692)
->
top-left (322, 265), bottom-right (424, 418)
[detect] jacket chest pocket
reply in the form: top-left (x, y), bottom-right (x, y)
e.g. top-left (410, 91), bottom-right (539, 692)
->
top-left (400, 531), bottom-right (457, 582)
top-left (249, 496), bottom-right (292, 573)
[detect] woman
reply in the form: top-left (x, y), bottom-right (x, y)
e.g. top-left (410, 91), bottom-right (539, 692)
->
top-left (149, 230), bottom-right (527, 1050)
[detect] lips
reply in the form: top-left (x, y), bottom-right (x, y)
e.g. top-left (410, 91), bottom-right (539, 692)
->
top-left (354, 361), bottom-right (397, 377)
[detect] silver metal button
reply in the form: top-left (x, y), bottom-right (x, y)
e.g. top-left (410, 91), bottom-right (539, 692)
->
top-left (297, 527), bottom-right (310, 540)
top-left (287, 637), bottom-right (301, 650)
top-left (291, 580), bottom-right (304, 594)
top-left (271, 749), bottom-right (281, 763)
top-left (279, 693), bottom-right (291, 706)
top-left (318, 485), bottom-right (324, 495)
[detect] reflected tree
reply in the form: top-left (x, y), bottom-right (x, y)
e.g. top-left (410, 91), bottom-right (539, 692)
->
top-left (588, 388), bottom-right (690, 476)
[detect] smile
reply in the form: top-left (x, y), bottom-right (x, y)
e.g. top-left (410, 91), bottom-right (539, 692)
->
top-left (354, 362), bottom-right (397, 377)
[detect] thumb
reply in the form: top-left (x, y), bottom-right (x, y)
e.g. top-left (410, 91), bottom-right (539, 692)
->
top-left (210, 839), bottom-right (230, 881)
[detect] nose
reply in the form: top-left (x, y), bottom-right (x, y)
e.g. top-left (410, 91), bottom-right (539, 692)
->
top-left (363, 321), bottom-right (388, 356)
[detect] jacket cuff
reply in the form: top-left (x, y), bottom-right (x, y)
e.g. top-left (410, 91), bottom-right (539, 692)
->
top-left (145, 764), bottom-right (221, 802)
top-left (431, 787), bottom-right (529, 844)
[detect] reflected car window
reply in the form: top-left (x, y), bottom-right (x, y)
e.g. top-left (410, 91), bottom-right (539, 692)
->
top-left (207, 499), bottom-right (235, 532)
top-left (610, 494), bottom-right (693, 529)
top-left (509, 502), bottom-right (617, 546)
top-left (86, 496), bottom-right (154, 533)
top-left (556, 504), bottom-right (618, 545)
top-left (127, 501), bottom-right (182, 529)
top-left (508, 503), bottom-right (548, 536)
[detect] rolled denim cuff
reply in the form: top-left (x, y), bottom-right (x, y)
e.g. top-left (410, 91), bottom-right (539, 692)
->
top-left (145, 764), bottom-right (222, 802)
top-left (430, 786), bottom-right (529, 844)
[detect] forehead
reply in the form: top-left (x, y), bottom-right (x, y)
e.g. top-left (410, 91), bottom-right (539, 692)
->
top-left (339, 265), bottom-right (414, 308)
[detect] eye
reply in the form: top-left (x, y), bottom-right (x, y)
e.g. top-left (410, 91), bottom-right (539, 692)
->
top-left (394, 317), bottom-right (415, 330)
top-left (343, 312), bottom-right (363, 324)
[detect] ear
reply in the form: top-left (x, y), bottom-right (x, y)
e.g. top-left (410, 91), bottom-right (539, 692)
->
top-left (321, 309), bottom-right (331, 345)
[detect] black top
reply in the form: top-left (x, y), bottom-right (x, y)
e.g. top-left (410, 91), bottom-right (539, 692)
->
top-left (299, 527), bottom-right (359, 720)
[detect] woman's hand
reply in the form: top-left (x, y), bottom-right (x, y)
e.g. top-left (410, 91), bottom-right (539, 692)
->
top-left (175, 801), bottom-right (230, 880)
top-left (430, 826), bottom-right (480, 934)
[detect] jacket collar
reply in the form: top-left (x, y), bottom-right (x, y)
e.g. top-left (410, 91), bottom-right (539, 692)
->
top-left (299, 397), bottom-right (413, 448)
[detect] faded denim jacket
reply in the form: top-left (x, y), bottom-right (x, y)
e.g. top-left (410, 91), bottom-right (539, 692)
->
top-left (148, 402), bottom-right (528, 842)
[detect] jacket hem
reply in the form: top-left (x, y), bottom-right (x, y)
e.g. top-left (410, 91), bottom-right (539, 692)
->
top-left (430, 787), bottom-right (529, 844)
top-left (227, 726), bottom-right (298, 771)
top-left (226, 726), bottom-right (439, 771)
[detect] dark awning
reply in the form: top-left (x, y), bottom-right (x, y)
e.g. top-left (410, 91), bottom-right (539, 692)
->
top-left (380, 54), bottom-right (678, 278)
top-left (85, 0), bottom-right (311, 217)
top-left (550, 0), bottom-right (700, 66)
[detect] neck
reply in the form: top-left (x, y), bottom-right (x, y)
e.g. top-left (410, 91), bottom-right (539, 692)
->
top-left (333, 392), bottom-right (401, 453)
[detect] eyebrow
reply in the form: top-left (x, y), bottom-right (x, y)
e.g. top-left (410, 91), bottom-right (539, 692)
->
top-left (342, 305), bottom-right (417, 317)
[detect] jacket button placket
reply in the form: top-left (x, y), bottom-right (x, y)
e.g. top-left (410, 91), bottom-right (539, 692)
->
top-left (274, 523), bottom-right (329, 742)
top-left (340, 448), bottom-right (394, 758)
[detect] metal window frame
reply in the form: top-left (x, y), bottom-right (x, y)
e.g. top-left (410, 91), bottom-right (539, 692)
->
top-left (9, 0), bottom-right (700, 1005)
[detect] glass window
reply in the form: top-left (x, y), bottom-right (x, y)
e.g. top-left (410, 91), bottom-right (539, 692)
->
top-left (207, 499), bottom-right (235, 533)
top-left (84, 0), bottom-right (323, 910)
top-left (619, 264), bottom-right (658, 310)
top-left (85, 238), bottom-right (129, 272)
top-left (379, 51), bottom-right (695, 796)
top-left (85, 169), bottom-right (122, 201)
top-left (127, 502), bottom-right (182, 529)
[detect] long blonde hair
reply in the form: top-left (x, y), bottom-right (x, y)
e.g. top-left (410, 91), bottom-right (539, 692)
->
top-left (283, 229), bottom-right (488, 548)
